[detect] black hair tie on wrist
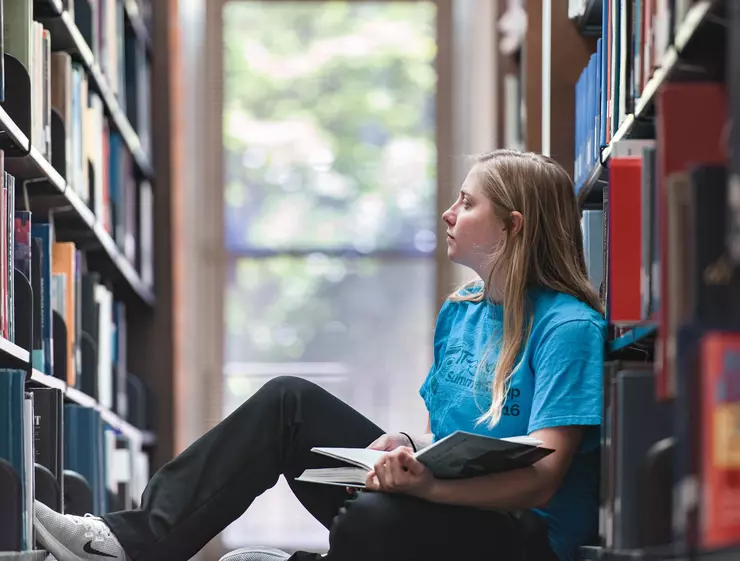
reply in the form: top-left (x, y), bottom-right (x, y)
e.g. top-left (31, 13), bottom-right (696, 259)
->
top-left (399, 431), bottom-right (417, 453)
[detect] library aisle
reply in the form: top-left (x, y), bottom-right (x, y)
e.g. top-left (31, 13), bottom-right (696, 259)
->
top-left (1, 0), bottom-right (740, 560)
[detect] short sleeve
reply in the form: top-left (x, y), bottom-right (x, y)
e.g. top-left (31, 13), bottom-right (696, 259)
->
top-left (419, 363), bottom-right (435, 408)
top-left (419, 299), bottom-right (455, 411)
top-left (528, 319), bottom-right (605, 434)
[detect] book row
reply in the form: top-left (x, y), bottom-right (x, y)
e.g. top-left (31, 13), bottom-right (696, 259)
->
top-left (0, 369), bottom-right (150, 552)
top-left (573, 0), bottom-right (708, 189)
top-left (1, 0), bottom-right (153, 183)
top-left (7, 165), bottom-right (153, 408)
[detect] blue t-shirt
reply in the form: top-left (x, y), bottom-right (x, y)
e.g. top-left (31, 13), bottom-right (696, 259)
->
top-left (419, 283), bottom-right (605, 561)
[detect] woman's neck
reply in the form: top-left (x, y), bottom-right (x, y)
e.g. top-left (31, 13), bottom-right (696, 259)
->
top-left (483, 282), bottom-right (505, 304)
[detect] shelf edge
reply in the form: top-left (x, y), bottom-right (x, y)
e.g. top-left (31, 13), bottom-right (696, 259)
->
top-left (0, 337), bottom-right (31, 363)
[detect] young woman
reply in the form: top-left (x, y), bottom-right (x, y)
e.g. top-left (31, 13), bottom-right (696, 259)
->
top-left (35, 149), bottom-right (605, 561)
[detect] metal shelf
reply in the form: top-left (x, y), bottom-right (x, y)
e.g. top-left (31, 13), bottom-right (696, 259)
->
top-left (582, 545), bottom-right (740, 561)
top-left (608, 324), bottom-right (658, 353)
top-left (29, 369), bottom-right (66, 391)
top-left (0, 552), bottom-right (49, 561)
top-left (0, 337), bottom-right (31, 366)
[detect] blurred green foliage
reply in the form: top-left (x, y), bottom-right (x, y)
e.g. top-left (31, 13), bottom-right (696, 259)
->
top-left (222, 1), bottom-right (437, 364)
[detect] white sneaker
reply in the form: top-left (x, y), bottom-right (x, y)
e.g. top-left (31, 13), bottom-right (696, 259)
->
top-left (34, 500), bottom-right (127, 561)
top-left (219, 546), bottom-right (290, 561)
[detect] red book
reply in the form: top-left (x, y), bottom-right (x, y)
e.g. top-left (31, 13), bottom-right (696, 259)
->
top-left (655, 83), bottom-right (728, 400)
top-left (701, 331), bottom-right (740, 549)
top-left (608, 156), bottom-right (643, 324)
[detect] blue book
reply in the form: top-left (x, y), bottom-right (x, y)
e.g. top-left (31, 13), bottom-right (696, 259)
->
top-left (587, 53), bottom-right (596, 174)
top-left (600, 0), bottom-right (609, 145)
top-left (595, 39), bottom-right (602, 162)
top-left (109, 132), bottom-right (125, 246)
top-left (0, 369), bottom-right (29, 548)
top-left (65, 404), bottom-right (106, 515)
top-left (575, 69), bottom-right (584, 188)
top-left (31, 224), bottom-right (54, 375)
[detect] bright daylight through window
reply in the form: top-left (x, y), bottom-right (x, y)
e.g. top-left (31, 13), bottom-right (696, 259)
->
top-left (221, 1), bottom-right (438, 552)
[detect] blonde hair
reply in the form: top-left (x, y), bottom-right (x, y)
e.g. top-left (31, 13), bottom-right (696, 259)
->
top-left (449, 149), bottom-right (604, 427)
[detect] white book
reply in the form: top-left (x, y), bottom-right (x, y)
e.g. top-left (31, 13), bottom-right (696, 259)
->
top-left (296, 431), bottom-right (552, 489)
top-left (23, 393), bottom-right (35, 550)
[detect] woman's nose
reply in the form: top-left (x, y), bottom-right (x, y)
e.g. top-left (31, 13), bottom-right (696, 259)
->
top-left (442, 207), bottom-right (455, 226)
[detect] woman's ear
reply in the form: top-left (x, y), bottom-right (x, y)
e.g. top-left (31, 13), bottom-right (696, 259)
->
top-left (509, 211), bottom-right (524, 238)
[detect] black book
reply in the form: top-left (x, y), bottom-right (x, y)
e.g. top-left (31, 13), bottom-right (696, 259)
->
top-left (29, 386), bottom-right (64, 488)
top-left (729, 1), bottom-right (740, 262)
top-left (79, 272), bottom-right (100, 400)
top-left (297, 431), bottom-right (553, 488)
top-left (690, 165), bottom-right (740, 328)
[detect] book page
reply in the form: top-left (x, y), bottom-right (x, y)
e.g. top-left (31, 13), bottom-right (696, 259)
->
top-left (310, 447), bottom-right (387, 470)
top-left (500, 435), bottom-right (543, 446)
top-left (296, 467), bottom-right (369, 488)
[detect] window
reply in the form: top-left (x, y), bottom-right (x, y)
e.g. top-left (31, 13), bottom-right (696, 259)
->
top-left (222, 1), bottom-right (437, 552)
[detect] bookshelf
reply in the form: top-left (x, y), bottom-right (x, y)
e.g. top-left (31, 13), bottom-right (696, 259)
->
top-left (34, 0), bottom-right (153, 178)
top-left (576, 0), bottom-right (722, 207)
top-left (0, 106), bottom-right (154, 306)
top-left (499, 0), bottom-right (740, 559)
top-left (0, 0), bottom-right (164, 556)
top-left (513, 0), bottom-right (740, 559)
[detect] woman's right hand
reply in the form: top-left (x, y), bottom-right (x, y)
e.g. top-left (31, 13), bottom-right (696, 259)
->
top-left (346, 433), bottom-right (415, 494)
top-left (367, 433), bottom-right (414, 452)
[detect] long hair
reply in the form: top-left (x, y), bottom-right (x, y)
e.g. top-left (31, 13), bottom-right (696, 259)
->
top-left (450, 149), bottom-right (604, 427)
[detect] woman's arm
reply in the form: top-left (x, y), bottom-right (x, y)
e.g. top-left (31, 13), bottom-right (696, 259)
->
top-left (407, 415), bottom-right (434, 450)
top-left (416, 425), bottom-right (584, 509)
top-left (369, 319), bottom-right (603, 507)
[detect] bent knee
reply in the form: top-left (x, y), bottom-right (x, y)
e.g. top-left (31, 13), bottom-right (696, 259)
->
top-left (259, 375), bottom-right (321, 398)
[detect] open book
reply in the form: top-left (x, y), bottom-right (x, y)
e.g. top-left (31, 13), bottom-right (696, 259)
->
top-left (296, 430), bottom-right (554, 488)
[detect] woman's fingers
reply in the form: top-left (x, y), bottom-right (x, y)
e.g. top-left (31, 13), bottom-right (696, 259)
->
top-left (365, 469), bottom-right (380, 490)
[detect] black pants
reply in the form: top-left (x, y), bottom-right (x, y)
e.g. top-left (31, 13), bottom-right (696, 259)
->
top-left (103, 376), bottom-right (557, 561)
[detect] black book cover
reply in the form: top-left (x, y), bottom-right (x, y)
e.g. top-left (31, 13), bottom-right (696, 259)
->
top-left (690, 165), bottom-right (740, 328)
top-left (31, 237), bottom-right (43, 361)
top-left (671, 325), bottom-right (703, 550)
top-left (114, 301), bottom-right (127, 416)
top-left (29, 386), bottom-right (64, 485)
top-left (613, 368), bottom-right (673, 549)
top-left (79, 272), bottom-right (100, 400)
top-left (729, 1), bottom-right (740, 262)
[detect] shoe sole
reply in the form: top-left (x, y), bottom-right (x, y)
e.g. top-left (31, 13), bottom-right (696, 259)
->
top-left (220, 546), bottom-right (290, 561)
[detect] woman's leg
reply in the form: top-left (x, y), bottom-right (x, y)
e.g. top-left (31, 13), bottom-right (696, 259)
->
top-left (289, 491), bottom-right (558, 561)
top-left (90, 376), bottom-right (382, 561)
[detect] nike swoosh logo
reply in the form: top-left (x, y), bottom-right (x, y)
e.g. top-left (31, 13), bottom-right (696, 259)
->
top-left (83, 540), bottom-right (118, 559)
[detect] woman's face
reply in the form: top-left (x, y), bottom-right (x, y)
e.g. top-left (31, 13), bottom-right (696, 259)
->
top-left (441, 165), bottom-right (507, 278)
